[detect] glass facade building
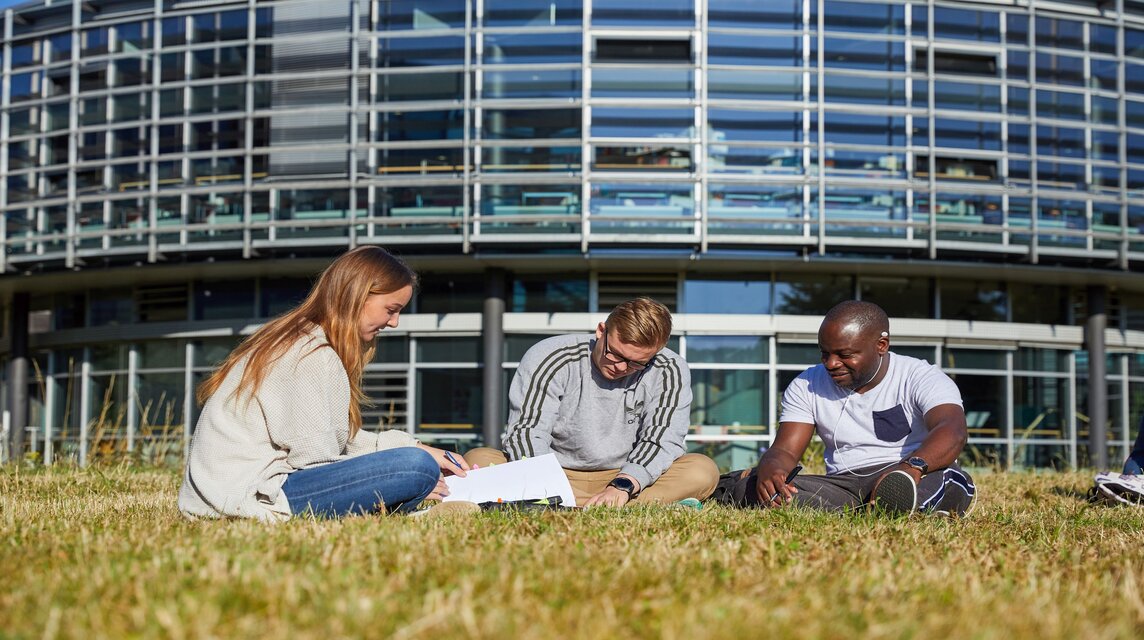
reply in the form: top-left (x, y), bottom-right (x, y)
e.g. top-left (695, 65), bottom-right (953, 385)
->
top-left (2, 0), bottom-right (1143, 470)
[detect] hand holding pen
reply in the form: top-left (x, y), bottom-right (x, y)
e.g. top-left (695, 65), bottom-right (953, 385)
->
top-left (443, 450), bottom-right (469, 477)
top-left (415, 442), bottom-right (470, 477)
top-left (766, 464), bottom-right (803, 506)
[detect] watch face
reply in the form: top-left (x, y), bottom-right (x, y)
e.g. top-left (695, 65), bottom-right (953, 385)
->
top-left (610, 477), bottom-right (635, 493)
top-left (907, 457), bottom-right (928, 472)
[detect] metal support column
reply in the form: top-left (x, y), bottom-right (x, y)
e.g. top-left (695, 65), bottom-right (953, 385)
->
top-left (6, 292), bottom-right (30, 462)
top-left (481, 268), bottom-right (506, 449)
top-left (1086, 285), bottom-right (1108, 469)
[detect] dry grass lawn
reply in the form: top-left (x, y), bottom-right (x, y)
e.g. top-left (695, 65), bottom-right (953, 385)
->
top-left (1, 465), bottom-right (1142, 639)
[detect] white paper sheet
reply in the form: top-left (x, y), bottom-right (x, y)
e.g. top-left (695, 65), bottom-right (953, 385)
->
top-left (442, 453), bottom-right (577, 507)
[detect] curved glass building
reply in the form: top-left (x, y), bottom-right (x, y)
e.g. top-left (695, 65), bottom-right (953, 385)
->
top-left (2, 0), bottom-right (1143, 470)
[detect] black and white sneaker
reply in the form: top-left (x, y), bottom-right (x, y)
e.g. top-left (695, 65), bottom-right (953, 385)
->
top-left (871, 470), bottom-right (918, 516)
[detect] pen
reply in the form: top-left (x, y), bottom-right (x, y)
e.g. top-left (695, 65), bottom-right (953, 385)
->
top-left (767, 464), bottom-right (803, 504)
top-left (444, 450), bottom-right (463, 470)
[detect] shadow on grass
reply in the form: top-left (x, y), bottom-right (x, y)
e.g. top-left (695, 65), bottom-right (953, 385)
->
top-left (1049, 485), bottom-right (1093, 502)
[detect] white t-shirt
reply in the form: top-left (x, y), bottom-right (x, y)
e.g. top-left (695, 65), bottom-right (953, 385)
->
top-left (780, 352), bottom-right (963, 475)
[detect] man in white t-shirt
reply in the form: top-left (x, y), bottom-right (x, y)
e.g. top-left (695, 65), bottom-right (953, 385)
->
top-left (712, 300), bottom-right (976, 516)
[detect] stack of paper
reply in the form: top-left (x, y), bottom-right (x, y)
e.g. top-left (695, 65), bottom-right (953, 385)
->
top-left (442, 453), bottom-right (576, 507)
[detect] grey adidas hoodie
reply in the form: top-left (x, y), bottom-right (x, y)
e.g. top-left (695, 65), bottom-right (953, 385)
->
top-left (502, 334), bottom-right (692, 489)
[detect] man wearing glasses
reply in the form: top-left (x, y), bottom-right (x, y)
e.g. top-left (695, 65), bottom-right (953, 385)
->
top-left (465, 297), bottom-right (719, 507)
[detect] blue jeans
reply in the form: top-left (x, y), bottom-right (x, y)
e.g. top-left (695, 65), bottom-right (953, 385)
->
top-left (281, 447), bottom-right (438, 518)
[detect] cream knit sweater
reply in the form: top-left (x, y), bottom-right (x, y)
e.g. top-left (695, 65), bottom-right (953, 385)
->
top-left (177, 327), bottom-right (417, 521)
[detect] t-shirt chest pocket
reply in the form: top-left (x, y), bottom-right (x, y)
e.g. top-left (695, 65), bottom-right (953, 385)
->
top-left (872, 405), bottom-right (911, 442)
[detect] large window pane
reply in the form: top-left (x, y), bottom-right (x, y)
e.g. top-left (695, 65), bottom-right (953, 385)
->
top-left (859, 277), bottom-right (931, 319)
top-left (592, 0), bottom-right (694, 27)
top-left (823, 112), bottom-right (905, 146)
top-left (483, 109), bottom-right (580, 139)
top-left (483, 32), bottom-right (580, 63)
top-left (591, 68), bottom-right (694, 98)
top-left (378, 0), bottom-right (467, 30)
top-left (822, 74), bottom-right (905, 105)
top-left (682, 279), bottom-right (772, 315)
top-left (195, 280), bottom-right (255, 320)
top-left (417, 337), bottom-right (481, 362)
top-left (773, 274), bottom-right (853, 315)
top-left (416, 369), bottom-right (481, 432)
top-left (687, 336), bottom-right (768, 364)
top-left (709, 33), bottom-right (801, 66)
top-left (511, 276), bottom-right (588, 312)
top-left (1011, 284), bottom-right (1068, 325)
top-left (483, 69), bottom-right (580, 98)
top-left (591, 107), bottom-right (692, 138)
top-left (417, 275), bottom-right (484, 313)
top-left (940, 280), bottom-right (1006, 322)
top-left (376, 110), bottom-right (464, 142)
top-left (484, 0), bottom-right (582, 27)
top-left (816, 1), bottom-right (905, 35)
top-left (378, 36), bottom-right (465, 67)
top-left (691, 370), bottom-right (768, 434)
top-left (819, 38), bottom-right (905, 71)
top-left (949, 372), bottom-right (1005, 439)
top-left (1013, 376), bottom-right (1069, 441)
top-left (933, 6), bottom-right (1000, 42)
top-left (708, 70), bottom-right (802, 101)
top-left (709, 0), bottom-right (800, 30)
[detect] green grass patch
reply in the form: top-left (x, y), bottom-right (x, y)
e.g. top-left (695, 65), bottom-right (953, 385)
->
top-left (2, 466), bottom-right (1143, 639)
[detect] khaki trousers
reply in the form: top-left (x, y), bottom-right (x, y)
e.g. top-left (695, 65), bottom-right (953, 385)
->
top-left (463, 447), bottom-right (719, 507)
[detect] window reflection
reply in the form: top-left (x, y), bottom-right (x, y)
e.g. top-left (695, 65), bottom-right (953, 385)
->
top-left (816, 1), bottom-right (905, 35)
top-left (484, 0), bottom-right (582, 27)
top-left (376, 110), bottom-right (464, 142)
top-left (708, 0), bottom-right (801, 30)
top-left (483, 109), bottom-right (580, 139)
top-left (378, 0), bottom-right (467, 30)
top-left (483, 69), bottom-right (580, 98)
top-left (933, 6), bottom-right (1000, 42)
top-left (379, 36), bottom-right (465, 67)
top-left (682, 280), bottom-right (772, 315)
top-left (591, 107), bottom-right (693, 138)
top-left (1013, 377), bottom-right (1069, 443)
top-left (773, 274), bottom-right (853, 315)
top-left (691, 370), bottom-right (767, 434)
top-left (483, 32), bottom-right (581, 64)
top-left (819, 38), bottom-right (905, 71)
top-left (709, 33), bottom-right (802, 66)
top-left (708, 70), bottom-right (802, 100)
top-left (591, 68), bottom-right (694, 98)
top-left (592, 0), bottom-right (693, 27)
top-left (947, 373), bottom-right (1005, 440)
top-left (859, 277), bottom-right (931, 319)
top-left (416, 369), bottom-right (481, 433)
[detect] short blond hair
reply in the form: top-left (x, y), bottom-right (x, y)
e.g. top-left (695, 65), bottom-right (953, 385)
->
top-left (606, 297), bottom-right (673, 349)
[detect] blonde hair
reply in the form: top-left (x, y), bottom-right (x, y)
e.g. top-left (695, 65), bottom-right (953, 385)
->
top-left (196, 246), bottom-right (417, 436)
top-left (606, 297), bottom-right (673, 350)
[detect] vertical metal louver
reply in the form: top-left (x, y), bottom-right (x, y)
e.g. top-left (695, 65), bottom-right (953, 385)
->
top-left (597, 274), bottom-right (678, 311)
top-left (267, 1), bottom-right (352, 177)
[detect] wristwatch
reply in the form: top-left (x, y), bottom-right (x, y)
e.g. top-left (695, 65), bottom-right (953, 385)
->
top-left (608, 476), bottom-right (639, 499)
top-left (903, 456), bottom-right (929, 475)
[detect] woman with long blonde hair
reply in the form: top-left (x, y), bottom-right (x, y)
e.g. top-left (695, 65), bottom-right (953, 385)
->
top-left (178, 246), bottom-right (468, 521)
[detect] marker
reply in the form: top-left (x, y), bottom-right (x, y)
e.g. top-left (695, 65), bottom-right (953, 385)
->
top-left (767, 464), bottom-right (803, 504)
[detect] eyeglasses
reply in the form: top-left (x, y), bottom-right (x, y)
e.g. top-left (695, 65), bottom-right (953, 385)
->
top-left (601, 328), bottom-right (652, 370)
